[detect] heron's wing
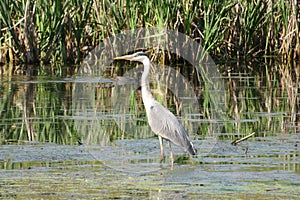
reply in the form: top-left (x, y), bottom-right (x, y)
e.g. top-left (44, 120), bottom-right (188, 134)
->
top-left (146, 100), bottom-right (195, 154)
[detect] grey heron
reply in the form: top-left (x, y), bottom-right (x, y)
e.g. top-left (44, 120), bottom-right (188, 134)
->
top-left (114, 51), bottom-right (196, 165)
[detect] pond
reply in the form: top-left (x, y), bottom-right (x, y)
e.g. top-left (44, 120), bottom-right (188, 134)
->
top-left (0, 61), bottom-right (299, 199)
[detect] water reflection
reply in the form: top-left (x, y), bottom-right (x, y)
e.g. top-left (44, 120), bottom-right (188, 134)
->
top-left (0, 61), bottom-right (299, 153)
top-left (223, 62), bottom-right (300, 137)
top-left (0, 69), bottom-right (76, 144)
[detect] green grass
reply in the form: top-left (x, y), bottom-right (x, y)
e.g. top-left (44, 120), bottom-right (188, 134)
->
top-left (0, 0), bottom-right (299, 67)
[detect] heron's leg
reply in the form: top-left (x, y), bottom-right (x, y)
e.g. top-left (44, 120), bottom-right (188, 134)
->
top-left (169, 141), bottom-right (174, 166)
top-left (158, 135), bottom-right (164, 160)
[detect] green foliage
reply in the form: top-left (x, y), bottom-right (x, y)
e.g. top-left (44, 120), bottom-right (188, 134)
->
top-left (0, 0), bottom-right (298, 66)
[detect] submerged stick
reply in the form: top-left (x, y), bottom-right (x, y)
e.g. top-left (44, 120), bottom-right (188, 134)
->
top-left (231, 132), bottom-right (255, 146)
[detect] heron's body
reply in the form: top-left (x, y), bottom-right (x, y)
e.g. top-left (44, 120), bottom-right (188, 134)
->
top-left (115, 52), bottom-right (196, 164)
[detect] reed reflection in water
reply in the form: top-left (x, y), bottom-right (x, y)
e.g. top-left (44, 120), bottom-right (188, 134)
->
top-left (0, 61), bottom-right (298, 147)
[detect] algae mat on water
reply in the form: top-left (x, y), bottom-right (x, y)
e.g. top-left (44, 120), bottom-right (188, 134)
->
top-left (0, 138), bottom-right (299, 199)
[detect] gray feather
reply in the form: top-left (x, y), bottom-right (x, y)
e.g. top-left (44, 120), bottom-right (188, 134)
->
top-left (146, 100), bottom-right (196, 155)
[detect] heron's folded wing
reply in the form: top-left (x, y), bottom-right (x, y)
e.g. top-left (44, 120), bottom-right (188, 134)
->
top-left (147, 101), bottom-right (191, 148)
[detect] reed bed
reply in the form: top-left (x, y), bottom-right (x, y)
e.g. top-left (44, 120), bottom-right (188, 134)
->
top-left (0, 0), bottom-right (299, 67)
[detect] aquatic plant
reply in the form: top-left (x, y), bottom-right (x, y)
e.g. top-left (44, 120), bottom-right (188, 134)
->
top-left (0, 0), bottom-right (298, 66)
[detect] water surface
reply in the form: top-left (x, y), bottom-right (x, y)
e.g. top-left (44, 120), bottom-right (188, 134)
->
top-left (0, 62), bottom-right (299, 199)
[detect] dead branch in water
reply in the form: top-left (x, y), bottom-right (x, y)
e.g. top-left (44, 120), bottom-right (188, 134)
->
top-left (231, 132), bottom-right (255, 146)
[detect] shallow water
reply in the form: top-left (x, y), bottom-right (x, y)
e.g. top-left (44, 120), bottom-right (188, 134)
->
top-left (0, 62), bottom-right (299, 199)
top-left (0, 136), bottom-right (299, 199)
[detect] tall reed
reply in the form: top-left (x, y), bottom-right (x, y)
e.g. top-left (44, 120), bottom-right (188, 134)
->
top-left (0, 0), bottom-right (298, 67)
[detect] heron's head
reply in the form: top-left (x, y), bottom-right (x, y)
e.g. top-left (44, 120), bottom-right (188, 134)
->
top-left (114, 51), bottom-right (148, 63)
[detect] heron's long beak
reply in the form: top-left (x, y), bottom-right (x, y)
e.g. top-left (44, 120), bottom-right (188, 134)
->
top-left (114, 54), bottom-right (135, 61)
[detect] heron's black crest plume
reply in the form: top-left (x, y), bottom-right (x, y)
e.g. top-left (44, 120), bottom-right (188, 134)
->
top-left (136, 51), bottom-right (147, 57)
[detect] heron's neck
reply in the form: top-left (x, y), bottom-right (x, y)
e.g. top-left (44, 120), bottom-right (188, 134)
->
top-left (141, 58), bottom-right (150, 88)
top-left (141, 58), bottom-right (154, 104)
